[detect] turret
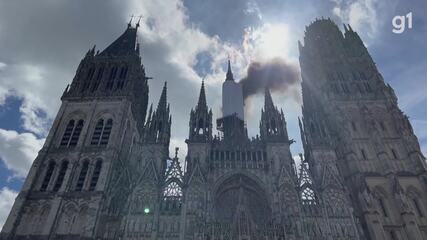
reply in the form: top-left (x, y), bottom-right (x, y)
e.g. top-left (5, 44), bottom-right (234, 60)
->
top-left (260, 88), bottom-right (289, 142)
top-left (188, 81), bottom-right (212, 142)
top-left (143, 82), bottom-right (171, 145)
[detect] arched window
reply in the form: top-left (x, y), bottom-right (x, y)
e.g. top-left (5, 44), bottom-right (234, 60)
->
top-left (91, 119), bottom-right (104, 145)
top-left (100, 119), bottom-right (113, 145)
top-left (69, 120), bottom-right (84, 146)
top-left (116, 66), bottom-right (128, 89)
top-left (60, 120), bottom-right (75, 146)
top-left (106, 66), bottom-right (118, 90)
top-left (91, 67), bottom-right (104, 92)
top-left (53, 161), bottom-right (69, 192)
top-left (81, 68), bottom-right (95, 92)
top-left (75, 161), bottom-right (89, 191)
top-left (91, 119), bottom-right (113, 146)
top-left (89, 160), bottom-right (102, 191)
top-left (60, 119), bottom-right (84, 147)
top-left (40, 161), bottom-right (56, 191)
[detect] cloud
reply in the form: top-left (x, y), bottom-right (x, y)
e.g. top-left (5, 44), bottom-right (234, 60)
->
top-left (0, 187), bottom-right (17, 230)
top-left (0, 61), bottom-right (58, 136)
top-left (0, 129), bottom-right (44, 178)
top-left (330, 0), bottom-right (397, 39)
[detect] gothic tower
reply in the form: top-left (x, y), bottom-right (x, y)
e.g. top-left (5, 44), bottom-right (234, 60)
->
top-left (123, 83), bottom-right (174, 240)
top-left (299, 18), bottom-right (427, 239)
top-left (1, 22), bottom-right (149, 239)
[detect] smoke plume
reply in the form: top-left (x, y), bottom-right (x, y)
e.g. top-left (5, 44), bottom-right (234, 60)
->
top-left (240, 58), bottom-right (300, 103)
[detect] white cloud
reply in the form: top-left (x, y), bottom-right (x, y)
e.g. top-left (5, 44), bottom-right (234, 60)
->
top-left (0, 63), bottom-right (56, 136)
top-left (0, 187), bottom-right (17, 230)
top-left (0, 129), bottom-right (44, 178)
top-left (330, 0), bottom-right (397, 39)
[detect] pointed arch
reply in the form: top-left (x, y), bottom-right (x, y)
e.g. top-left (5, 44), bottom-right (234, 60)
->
top-left (53, 160), bottom-right (69, 192)
top-left (40, 161), bottom-right (56, 191)
top-left (298, 162), bottom-right (318, 205)
top-left (69, 120), bottom-right (84, 146)
top-left (75, 160), bottom-right (89, 191)
top-left (89, 159), bottom-right (102, 191)
top-left (91, 118), bottom-right (113, 146)
top-left (60, 120), bottom-right (75, 146)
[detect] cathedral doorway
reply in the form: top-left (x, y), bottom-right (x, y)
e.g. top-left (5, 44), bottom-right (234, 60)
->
top-left (213, 174), bottom-right (271, 238)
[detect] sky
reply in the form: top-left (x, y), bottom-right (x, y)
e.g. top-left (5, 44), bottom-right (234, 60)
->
top-left (0, 0), bottom-right (426, 229)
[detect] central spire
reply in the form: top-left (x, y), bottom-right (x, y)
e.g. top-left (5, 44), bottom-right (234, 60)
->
top-left (226, 59), bottom-right (234, 81)
top-left (197, 80), bottom-right (207, 108)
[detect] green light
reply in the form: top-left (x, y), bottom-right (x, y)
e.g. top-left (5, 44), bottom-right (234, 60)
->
top-left (144, 208), bottom-right (150, 214)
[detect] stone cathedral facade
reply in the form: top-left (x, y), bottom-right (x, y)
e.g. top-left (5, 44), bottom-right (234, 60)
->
top-left (1, 18), bottom-right (427, 240)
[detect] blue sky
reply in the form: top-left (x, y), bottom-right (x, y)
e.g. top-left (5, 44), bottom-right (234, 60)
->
top-left (0, 0), bottom-right (426, 228)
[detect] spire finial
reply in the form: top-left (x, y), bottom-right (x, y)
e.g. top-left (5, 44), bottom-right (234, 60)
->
top-left (343, 24), bottom-right (348, 32)
top-left (157, 81), bottom-right (167, 110)
top-left (128, 14), bottom-right (134, 28)
top-left (226, 59), bottom-right (234, 81)
top-left (197, 78), bottom-right (207, 108)
top-left (175, 147), bottom-right (179, 158)
top-left (264, 87), bottom-right (274, 110)
top-left (136, 15), bottom-right (142, 28)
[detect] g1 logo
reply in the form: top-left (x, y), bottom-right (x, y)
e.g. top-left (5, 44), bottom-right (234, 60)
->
top-left (392, 12), bottom-right (413, 34)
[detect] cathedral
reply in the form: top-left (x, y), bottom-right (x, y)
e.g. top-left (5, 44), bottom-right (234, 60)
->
top-left (1, 18), bottom-right (427, 240)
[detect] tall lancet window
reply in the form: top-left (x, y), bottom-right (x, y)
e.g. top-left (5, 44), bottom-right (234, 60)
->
top-left (75, 161), bottom-right (89, 191)
top-left (116, 66), bottom-right (128, 89)
top-left (60, 120), bottom-right (75, 146)
top-left (89, 160), bottom-right (102, 191)
top-left (81, 67), bottom-right (95, 92)
top-left (106, 66), bottom-right (118, 90)
top-left (60, 119), bottom-right (84, 147)
top-left (91, 119), bottom-right (113, 146)
top-left (69, 120), bottom-right (84, 146)
top-left (40, 161), bottom-right (56, 191)
top-left (53, 161), bottom-right (69, 192)
top-left (91, 67), bottom-right (104, 92)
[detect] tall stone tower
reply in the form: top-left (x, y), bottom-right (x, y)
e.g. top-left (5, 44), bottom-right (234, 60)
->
top-left (1, 22), bottom-right (149, 239)
top-left (299, 18), bottom-right (427, 239)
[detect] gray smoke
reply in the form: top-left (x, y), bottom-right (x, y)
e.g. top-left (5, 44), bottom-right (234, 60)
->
top-left (240, 58), bottom-right (300, 103)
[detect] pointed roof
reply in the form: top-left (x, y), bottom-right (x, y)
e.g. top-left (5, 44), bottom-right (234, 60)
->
top-left (321, 163), bottom-right (342, 189)
top-left (100, 24), bottom-right (139, 56)
top-left (157, 82), bottom-right (167, 110)
top-left (225, 60), bottom-right (234, 81)
top-left (264, 87), bottom-right (275, 110)
top-left (197, 80), bottom-right (207, 108)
